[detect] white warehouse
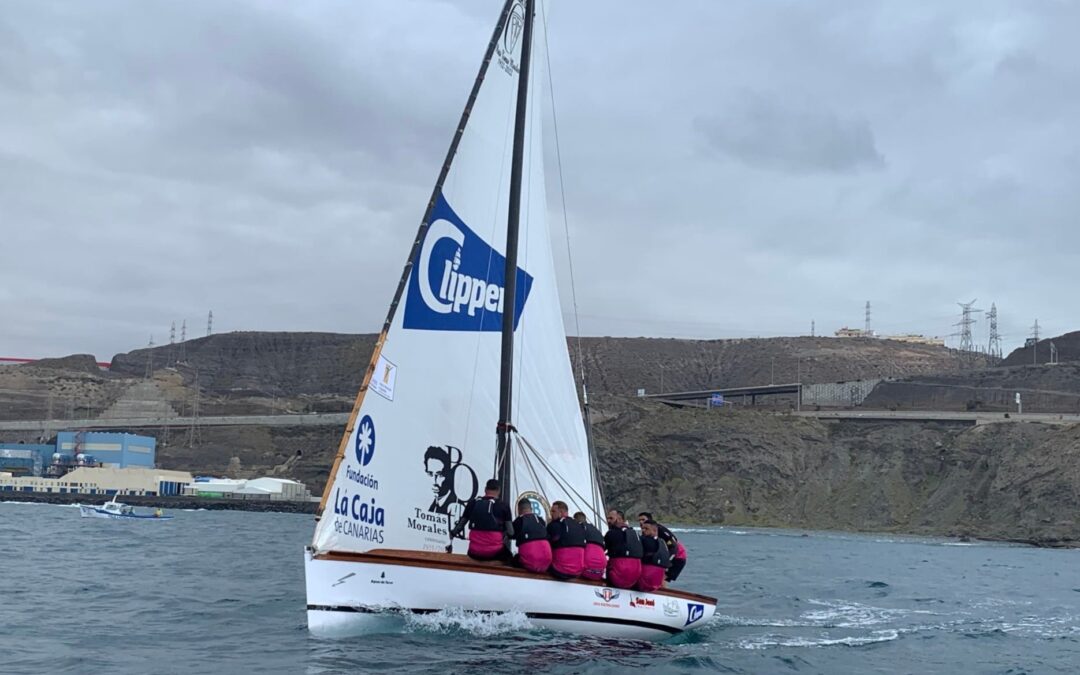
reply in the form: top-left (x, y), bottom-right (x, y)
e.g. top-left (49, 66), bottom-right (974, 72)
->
top-left (182, 477), bottom-right (313, 502)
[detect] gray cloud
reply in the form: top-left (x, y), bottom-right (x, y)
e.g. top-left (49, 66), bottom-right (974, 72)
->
top-left (694, 94), bottom-right (885, 173)
top-left (1, 0), bottom-right (1079, 360)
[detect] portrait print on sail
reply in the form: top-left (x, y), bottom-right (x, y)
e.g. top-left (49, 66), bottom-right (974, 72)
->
top-left (423, 445), bottom-right (479, 521)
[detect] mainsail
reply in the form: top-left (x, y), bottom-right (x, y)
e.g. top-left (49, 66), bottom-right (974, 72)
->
top-left (313, 0), bottom-right (601, 556)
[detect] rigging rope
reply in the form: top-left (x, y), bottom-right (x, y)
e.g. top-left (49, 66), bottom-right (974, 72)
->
top-left (516, 432), bottom-right (605, 525)
top-left (540, 0), bottom-right (604, 515)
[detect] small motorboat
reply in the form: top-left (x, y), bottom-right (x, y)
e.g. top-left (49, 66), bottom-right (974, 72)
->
top-left (79, 496), bottom-right (172, 520)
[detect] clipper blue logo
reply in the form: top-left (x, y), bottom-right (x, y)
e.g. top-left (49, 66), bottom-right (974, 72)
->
top-left (403, 194), bottom-right (533, 332)
top-left (355, 415), bottom-right (376, 466)
top-left (685, 603), bottom-right (705, 626)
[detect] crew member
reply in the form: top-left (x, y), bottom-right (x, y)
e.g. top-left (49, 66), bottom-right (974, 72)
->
top-left (448, 479), bottom-right (512, 561)
top-left (512, 498), bottom-right (552, 573)
top-left (603, 509), bottom-right (642, 589)
top-left (639, 511), bottom-right (688, 582)
top-left (573, 511), bottom-right (607, 581)
top-left (637, 520), bottom-right (671, 592)
top-left (547, 500), bottom-right (586, 579)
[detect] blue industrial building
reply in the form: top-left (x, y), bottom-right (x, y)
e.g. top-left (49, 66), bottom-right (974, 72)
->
top-left (55, 432), bottom-right (156, 469)
top-left (0, 444), bottom-right (54, 476)
top-left (0, 432), bottom-right (157, 477)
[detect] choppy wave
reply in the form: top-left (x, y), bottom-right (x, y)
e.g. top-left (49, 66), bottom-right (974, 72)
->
top-left (735, 630), bottom-right (901, 650)
top-left (404, 608), bottom-right (535, 637)
top-left (801, 599), bottom-right (938, 628)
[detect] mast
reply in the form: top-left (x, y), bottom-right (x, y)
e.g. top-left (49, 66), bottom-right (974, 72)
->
top-left (495, 0), bottom-right (536, 493)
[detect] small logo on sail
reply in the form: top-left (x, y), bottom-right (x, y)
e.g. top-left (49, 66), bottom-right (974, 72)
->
top-left (404, 194), bottom-right (533, 332)
top-left (355, 415), bottom-right (376, 466)
top-left (516, 491), bottom-right (549, 521)
top-left (504, 2), bottom-right (525, 53)
top-left (494, 1), bottom-right (526, 76)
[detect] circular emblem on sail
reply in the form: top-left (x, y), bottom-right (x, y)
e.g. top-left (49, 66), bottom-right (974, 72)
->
top-left (503, 2), bottom-right (525, 54)
top-left (516, 490), bottom-right (549, 518)
top-left (355, 415), bottom-right (376, 466)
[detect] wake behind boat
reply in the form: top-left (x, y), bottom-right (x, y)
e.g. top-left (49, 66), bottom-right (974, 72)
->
top-left (304, 0), bottom-right (716, 640)
top-left (79, 496), bottom-right (172, 520)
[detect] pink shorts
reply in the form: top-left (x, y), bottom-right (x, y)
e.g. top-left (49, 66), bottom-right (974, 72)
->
top-left (582, 543), bottom-right (606, 581)
top-left (551, 546), bottom-right (585, 578)
top-left (636, 564), bottom-right (665, 592)
top-left (606, 557), bottom-right (641, 589)
top-left (467, 530), bottom-right (504, 558)
top-left (675, 541), bottom-right (687, 560)
top-left (517, 539), bottom-right (552, 573)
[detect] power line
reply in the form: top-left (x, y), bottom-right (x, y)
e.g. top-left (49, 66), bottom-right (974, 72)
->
top-left (1031, 319), bottom-right (1040, 365)
top-left (955, 300), bottom-right (982, 369)
top-left (987, 303), bottom-right (1002, 363)
top-left (179, 319), bottom-right (187, 363)
top-left (144, 335), bottom-right (155, 380)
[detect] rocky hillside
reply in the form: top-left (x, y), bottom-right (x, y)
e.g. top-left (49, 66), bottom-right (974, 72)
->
top-left (862, 363), bottom-right (1080, 413)
top-left (109, 332), bottom-right (378, 398)
top-left (575, 336), bottom-right (957, 395)
top-left (106, 331), bottom-right (959, 401)
top-left (592, 397), bottom-right (1080, 545)
top-left (1003, 330), bottom-right (1080, 367)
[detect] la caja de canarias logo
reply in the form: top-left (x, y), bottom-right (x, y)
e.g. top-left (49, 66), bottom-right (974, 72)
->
top-left (332, 414), bottom-right (385, 544)
top-left (404, 194), bottom-right (533, 332)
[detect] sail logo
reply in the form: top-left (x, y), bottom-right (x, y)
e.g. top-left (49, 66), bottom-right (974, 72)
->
top-left (503, 2), bottom-right (524, 54)
top-left (404, 194), bottom-right (533, 332)
top-left (494, 1), bottom-right (525, 76)
top-left (355, 415), bottom-right (376, 466)
top-left (332, 487), bottom-right (386, 544)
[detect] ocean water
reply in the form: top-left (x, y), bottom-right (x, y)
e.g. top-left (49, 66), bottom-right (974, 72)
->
top-left (2, 503), bottom-right (1078, 674)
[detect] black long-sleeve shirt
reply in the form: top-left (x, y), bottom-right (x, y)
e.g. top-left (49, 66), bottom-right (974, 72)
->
top-left (641, 534), bottom-right (671, 568)
top-left (449, 496), bottom-right (512, 539)
top-left (604, 524), bottom-right (643, 558)
top-left (547, 516), bottom-right (586, 548)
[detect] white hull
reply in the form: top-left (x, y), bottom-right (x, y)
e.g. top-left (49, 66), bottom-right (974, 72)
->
top-left (305, 548), bottom-right (715, 640)
top-left (79, 505), bottom-right (171, 520)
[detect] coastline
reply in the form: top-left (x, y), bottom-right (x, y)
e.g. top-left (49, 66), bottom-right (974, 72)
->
top-left (0, 491), bottom-right (317, 514)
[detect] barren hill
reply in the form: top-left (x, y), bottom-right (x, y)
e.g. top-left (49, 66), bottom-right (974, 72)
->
top-left (106, 331), bottom-right (959, 402)
top-left (575, 335), bottom-right (957, 395)
top-left (863, 363), bottom-right (1080, 413)
top-left (1002, 330), bottom-right (1080, 367)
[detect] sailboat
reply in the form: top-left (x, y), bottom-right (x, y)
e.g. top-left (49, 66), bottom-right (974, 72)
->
top-left (304, 0), bottom-right (717, 640)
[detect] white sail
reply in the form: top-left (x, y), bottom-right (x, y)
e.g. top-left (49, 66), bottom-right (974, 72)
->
top-left (313, 0), bottom-right (600, 556)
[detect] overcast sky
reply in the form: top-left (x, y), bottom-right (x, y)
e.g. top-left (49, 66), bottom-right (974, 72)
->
top-left (2, 0), bottom-right (1078, 360)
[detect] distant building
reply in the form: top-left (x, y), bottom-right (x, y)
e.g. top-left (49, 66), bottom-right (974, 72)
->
top-left (0, 444), bottom-right (54, 476)
top-left (835, 327), bottom-right (873, 338)
top-left (183, 476), bottom-right (314, 501)
top-left (0, 466), bottom-right (192, 496)
top-left (884, 334), bottom-right (946, 347)
top-left (55, 431), bottom-right (155, 469)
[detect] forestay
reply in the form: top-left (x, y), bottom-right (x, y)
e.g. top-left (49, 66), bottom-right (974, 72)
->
top-left (313, 0), bottom-right (601, 556)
